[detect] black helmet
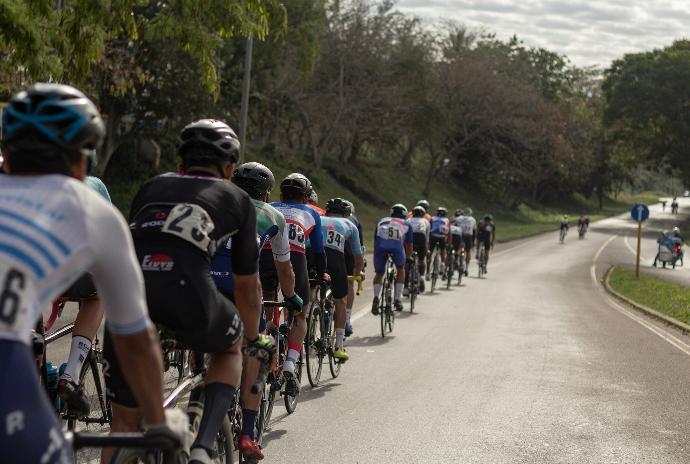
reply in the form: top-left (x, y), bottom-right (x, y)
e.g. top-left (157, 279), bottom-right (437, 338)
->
top-left (232, 162), bottom-right (275, 197)
top-left (412, 206), bottom-right (426, 217)
top-left (390, 203), bottom-right (408, 218)
top-left (436, 207), bottom-right (448, 217)
top-left (176, 119), bottom-right (240, 163)
top-left (280, 172), bottom-right (312, 196)
top-left (484, 214), bottom-right (493, 221)
top-left (308, 189), bottom-right (319, 205)
top-left (2, 83), bottom-right (105, 170)
top-left (343, 199), bottom-right (355, 215)
top-left (325, 197), bottom-right (352, 215)
top-left (454, 208), bottom-right (463, 217)
top-left (417, 200), bottom-right (430, 212)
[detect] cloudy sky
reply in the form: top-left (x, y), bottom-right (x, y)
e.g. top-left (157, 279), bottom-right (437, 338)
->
top-left (396, 0), bottom-right (690, 67)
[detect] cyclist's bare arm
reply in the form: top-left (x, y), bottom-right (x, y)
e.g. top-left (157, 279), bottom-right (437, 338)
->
top-left (353, 254), bottom-right (364, 275)
top-left (276, 260), bottom-right (297, 298)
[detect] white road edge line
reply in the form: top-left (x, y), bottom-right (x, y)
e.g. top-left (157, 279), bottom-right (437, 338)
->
top-left (622, 234), bottom-right (653, 266)
top-left (591, 234), bottom-right (690, 356)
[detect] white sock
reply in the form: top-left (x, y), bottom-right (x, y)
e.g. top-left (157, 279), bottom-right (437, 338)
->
top-left (395, 283), bottom-right (403, 301)
top-left (62, 335), bottom-right (91, 383)
top-left (346, 308), bottom-right (352, 324)
top-left (373, 283), bottom-right (382, 298)
top-left (287, 348), bottom-right (300, 363)
top-left (335, 329), bottom-right (345, 349)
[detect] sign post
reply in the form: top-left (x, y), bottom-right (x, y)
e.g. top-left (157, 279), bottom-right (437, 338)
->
top-left (630, 203), bottom-right (650, 278)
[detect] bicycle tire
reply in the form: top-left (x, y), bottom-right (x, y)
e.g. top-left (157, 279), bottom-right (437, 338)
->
top-left (409, 258), bottom-right (417, 312)
top-left (67, 349), bottom-right (111, 431)
top-left (284, 350), bottom-right (302, 414)
top-left (445, 251), bottom-right (453, 290)
top-left (327, 298), bottom-right (341, 378)
top-left (431, 250), bottom-right (439, 292)
top-left (478, 249), bottom-right (485, 278)
top-left (259, 378), bottom-right (277, 442)
top-left (304, 300), bottom-right (323, 387)
top-left (456, 253), bottom-right (464, 286)
top-left (380, 260), bottom-right (389, 338)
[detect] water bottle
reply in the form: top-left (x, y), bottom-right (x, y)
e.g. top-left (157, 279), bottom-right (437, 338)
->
top-left (46, 362), bottom-right (61, 413)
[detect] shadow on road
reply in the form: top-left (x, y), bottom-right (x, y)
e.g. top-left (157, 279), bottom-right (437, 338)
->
top-left (346, 335), bottom-right (396, 347)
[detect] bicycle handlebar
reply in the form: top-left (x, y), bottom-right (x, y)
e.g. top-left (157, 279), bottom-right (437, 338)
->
top-left (67, 431), bottom-right (179, 461)
top-left (347, 274), bottom-right (364, 295)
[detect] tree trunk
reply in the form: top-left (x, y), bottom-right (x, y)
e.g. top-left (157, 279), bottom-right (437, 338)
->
top-left (400, 141), bottom-right (416, 169)
top-left (95, 109), bottom-right (121, 177)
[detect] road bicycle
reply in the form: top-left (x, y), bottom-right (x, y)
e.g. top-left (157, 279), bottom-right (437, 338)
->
top-left (260, 301), bottom-right (303, 432)
top-left (68, 430), bottom-right (182, 463)
top-left (405, 252), bottom-right (420, 312)
top-left (477, 246), bottom-right (487, 279)
top-left (429, 246), bottom-right (442, 293)
top-left (38, 301), bottom-right (111, 432)
top-left (578, 223), bottom-right (588, 239)
top-left (559, 226), bottom-right (568, 243)
top-left (379, 253), bottom-right (396, 337)
top-left (304, 277), bottom-right (343, 387)
top-left (455, 248), bottom-right (465, 286)
top-left (445, 248), bottom-right (455, 290)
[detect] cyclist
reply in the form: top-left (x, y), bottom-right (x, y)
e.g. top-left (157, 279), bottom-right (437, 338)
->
top-left (672, 196), bottom-right (679, 214)
top-left (262, 173), bottom-right (325, 396)
top-left (372, 204), bottom-right (413, 313)
top-left (0, 83), bottom-right (169, 464)
top-left (111, 119), bottom-right (268, 464)
top-left (455, 208), bottom-right (477, 276)
top-left (476, 214), bottom-right (496, 272)
top-left (343, 199), bottom-right (364, 337)
top-left (321, 198), bottom-right (364, 360)
top-left (212, 161), bottom-right (303, 460)
top-left (56, 176), bottom-right (113, 417)
top-left (450, 209), bottom-right (464, 260)
top-left (577, 215), bottom-right (589, 237)
top-left (410, 199), bottom-right (432, 221)
top-left (428, 207), bottom-right (451, 279)
top-left (407, 205), bottom-right (430, 293)
top-left (560, 214), bottom-right (569, 241)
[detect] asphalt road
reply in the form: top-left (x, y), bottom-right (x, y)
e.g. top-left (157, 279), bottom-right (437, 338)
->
top-left (46, 199), bottom-right (690, 463)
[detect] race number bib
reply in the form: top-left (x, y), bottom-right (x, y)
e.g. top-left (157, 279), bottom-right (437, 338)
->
top-left (287, 223), bottom-right (307, 249)
top-left (162, 203), bottom-right (215, 253)
top-left (326, 230), bottom-right (345, 251)
top-left (377, 224), bottom-right (402, 241)
top-left (0, 262), bottom-right (34, 337)
top-left (413, 222), bottom-right (426, 233)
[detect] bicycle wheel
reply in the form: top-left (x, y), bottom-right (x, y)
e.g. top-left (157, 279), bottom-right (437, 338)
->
top-left (430, 251), bottom-right (438, 292)
top-left (385, 265), bottom-right (396, 334)
top-left (456, 253), bottom-right (464, 286)
top-left (69, 349), bottom-right (111, 431)
top-left (304, 300), bottom-right (323, 387)
top-left (327, 304), bottom-right (341, 379)
top-left (445, 252), bottom-right (453, 290)
top-left (259, 375), bottom-right (277, 442)
top-left (185, 396), bottom-right (233, 464)
top-left (284, 349), bottom-right (302, 414)
top-left (478, 249), bottom-right (485, 278)
top-left (380, 261), bottom-right (389, 338)
top-left (409, 258), bottom-right (417, 313)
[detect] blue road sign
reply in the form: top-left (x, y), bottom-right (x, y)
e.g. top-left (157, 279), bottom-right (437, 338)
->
top-left (631, 203), bottom-right (649, 222)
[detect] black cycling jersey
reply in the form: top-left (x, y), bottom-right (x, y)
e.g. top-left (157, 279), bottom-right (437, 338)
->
top-left (129, 172), bottom-right (258, 275)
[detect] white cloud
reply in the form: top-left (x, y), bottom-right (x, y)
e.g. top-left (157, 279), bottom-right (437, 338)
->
top-left (395, 0), bottom-right (690, 67)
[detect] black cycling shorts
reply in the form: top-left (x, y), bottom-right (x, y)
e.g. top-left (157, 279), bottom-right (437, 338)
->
top-left (325, 248), bottom-right (348, 299)
top-left (478, 234), bottom-right (491, 251)
top-left (104, 245), bottom-right (243, 407)
top-left (412, 232), bottom-right (428, 251)
top-left (429, 235), bottom-right (447, 254)
top-left (460, 234), bottom-right (474, 254)
top-left (61, 273), bottom-right (97, 300)
top-left (451, 234), bottom-right (463, 252)
top-left (260, 249), bottom-right (310, 307)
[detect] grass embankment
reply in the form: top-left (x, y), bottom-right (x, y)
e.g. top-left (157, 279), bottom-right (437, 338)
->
top-left (608, 267), bottom-right (690, 325)
top-left (106, 148), bottom-right (665, 249)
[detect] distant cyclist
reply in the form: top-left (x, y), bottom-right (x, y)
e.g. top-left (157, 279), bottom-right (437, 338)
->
top-left (410, 199), bottom-right (432, 222)
top-left (455, 207), bottom-right (477, 275)
top-left (672, 196), bottom-right (679, 214)
top-left (577, 215), bottom-right (589, 238)
top-left (343, 199), bottom-right (364, 337)
top-left (407, 205), bottom-right (430, 293)
top-left (450, 209), bottom-right (464, 262)
top-left (372, 204), bottom-right (413, 313)
top-left (476, 214), bottom-right (496, 272)
top-left (559, 214), bottom-right (569, 242)
top-left (428, 207), bottom-right (451, 278)
top-left (321, 198), bottom-right (364, 360)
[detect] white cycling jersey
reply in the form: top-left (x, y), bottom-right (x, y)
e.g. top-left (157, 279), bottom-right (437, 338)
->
top-left (407, 217), bottom-right (430, 241)
top-left (453, 215), bottom-right (477, 236)
top-left (0, 175), bottom-right (150, 345)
